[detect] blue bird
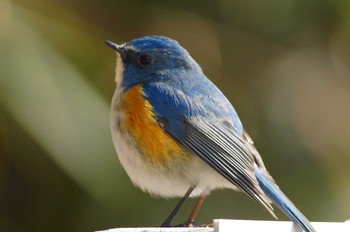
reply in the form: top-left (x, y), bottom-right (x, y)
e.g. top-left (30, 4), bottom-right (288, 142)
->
top-left (105, 36), bottom-right (316, 232)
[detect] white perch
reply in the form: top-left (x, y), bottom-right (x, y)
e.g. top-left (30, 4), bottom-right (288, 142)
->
top-left (97, 219), bottom-right (350, 232)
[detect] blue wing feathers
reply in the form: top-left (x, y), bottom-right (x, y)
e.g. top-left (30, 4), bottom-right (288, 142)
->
top-left (143, 72), bottom-right (243, 135)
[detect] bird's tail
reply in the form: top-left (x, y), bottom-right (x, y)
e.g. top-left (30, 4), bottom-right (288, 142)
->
top-left (254, 165), bottom-right (317, 232)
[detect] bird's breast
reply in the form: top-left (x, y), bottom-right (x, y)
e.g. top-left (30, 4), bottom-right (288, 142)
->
top-left (112, 84), bottom-right (189, 165)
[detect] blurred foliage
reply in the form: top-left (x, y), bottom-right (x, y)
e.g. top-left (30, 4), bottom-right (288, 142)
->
top-left (1, 0), bottom-right (350, 231)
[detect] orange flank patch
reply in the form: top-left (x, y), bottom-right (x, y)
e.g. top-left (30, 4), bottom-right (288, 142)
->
top-left (119, 84), bottom-right (189, 165)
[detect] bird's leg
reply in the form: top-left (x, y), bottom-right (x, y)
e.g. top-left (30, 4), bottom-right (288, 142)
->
top-left (183, 192), bottom-right (206, 227)
top-left (160, 185), bottom-right (196, 227)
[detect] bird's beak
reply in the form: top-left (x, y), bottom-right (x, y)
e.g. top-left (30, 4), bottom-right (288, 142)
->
top-left (105, 40), bottom-right (126, 58)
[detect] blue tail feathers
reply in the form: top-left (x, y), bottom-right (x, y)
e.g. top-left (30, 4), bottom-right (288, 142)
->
top-left (254, 165), bottom-right (317, 232)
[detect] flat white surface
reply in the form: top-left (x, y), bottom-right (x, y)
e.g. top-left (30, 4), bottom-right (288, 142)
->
top-left (214, 219), bottom-right (350, 232)
top-left (97, 219), bottom-right (350, 232)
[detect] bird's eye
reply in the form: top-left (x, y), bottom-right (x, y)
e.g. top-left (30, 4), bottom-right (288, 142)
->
top-left (137, 54), bottom-right (153, 66)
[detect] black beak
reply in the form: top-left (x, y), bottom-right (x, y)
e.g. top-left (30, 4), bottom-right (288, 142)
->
top-left (105, 40), bottom-right (125, 57)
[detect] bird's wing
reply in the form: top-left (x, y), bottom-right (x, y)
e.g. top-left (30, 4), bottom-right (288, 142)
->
top-left (143, 80), bottom-right (275, 216)
top-left (180, 119), bottom-right (275, 216)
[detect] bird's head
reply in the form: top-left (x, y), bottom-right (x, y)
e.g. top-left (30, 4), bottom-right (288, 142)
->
top-left (106, 36), bottom-right (201, 90)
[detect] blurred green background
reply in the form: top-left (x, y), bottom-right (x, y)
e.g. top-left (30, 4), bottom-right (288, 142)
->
top-left (1, 0), bottom-right (350, 231)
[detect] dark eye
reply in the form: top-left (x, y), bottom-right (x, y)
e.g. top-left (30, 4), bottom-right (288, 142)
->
top-left (137, 54), bottom-right (153, 66)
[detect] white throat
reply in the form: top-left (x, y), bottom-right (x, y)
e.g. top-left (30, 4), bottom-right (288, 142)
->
top-left (115, 53), bottom-right (124, 89)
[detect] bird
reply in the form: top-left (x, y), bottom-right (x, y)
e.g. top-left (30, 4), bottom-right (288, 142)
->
top-left (105, 35), bottom-right (316, 232)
